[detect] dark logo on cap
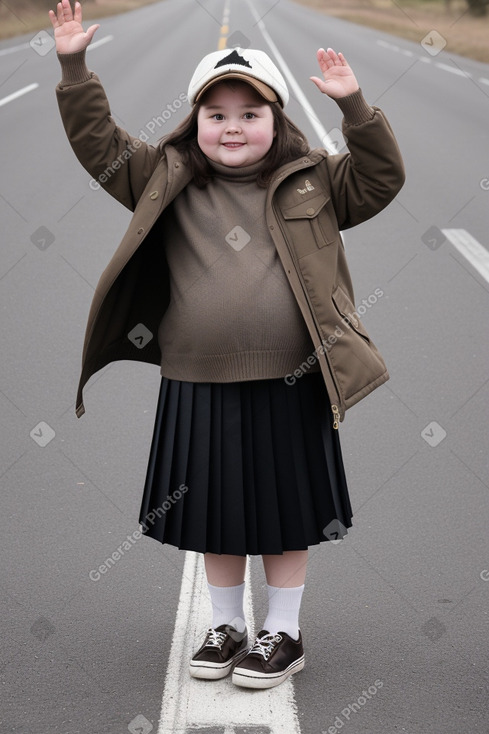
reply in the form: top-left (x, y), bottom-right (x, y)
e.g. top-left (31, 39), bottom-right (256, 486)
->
top-left (214, 50), bottom-right (252, 69)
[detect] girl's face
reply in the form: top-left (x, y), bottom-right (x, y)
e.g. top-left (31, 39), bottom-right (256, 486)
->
top-left (197, 80), bottom-right (276, 167)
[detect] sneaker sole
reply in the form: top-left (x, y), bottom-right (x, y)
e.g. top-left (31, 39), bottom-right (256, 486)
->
top-left (189, 647), bottom-right (249, 680)
top-left (231, 655), bottom-right (305, 689)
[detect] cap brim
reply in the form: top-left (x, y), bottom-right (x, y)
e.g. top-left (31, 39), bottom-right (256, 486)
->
top-left (195, 72), bottom-right (279, 105)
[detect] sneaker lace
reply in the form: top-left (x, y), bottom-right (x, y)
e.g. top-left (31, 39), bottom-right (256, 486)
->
top-left (203, 628), bottom-right (227, 649)
top-left (250, 633), bottom-right (282, 660)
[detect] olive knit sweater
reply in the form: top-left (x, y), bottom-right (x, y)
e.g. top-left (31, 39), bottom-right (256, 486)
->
top-left (157, 157), bottom-right (319, 382)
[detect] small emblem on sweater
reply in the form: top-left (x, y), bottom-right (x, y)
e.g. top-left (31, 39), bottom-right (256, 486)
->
top-left (296, 179), bottom-right (315, 194)
top-left (215, 50), bottom-right (252, 69)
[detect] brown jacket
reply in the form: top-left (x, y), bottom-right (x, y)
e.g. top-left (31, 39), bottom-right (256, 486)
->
top-left (55, 54), bottom-right (405, 423)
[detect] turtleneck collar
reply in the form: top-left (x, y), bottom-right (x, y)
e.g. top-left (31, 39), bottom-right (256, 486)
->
top-left (205, 155), bottom-right (266, 183)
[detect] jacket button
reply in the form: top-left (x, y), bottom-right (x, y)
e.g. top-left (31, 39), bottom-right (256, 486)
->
top-left (174, 162), bottom-right (180, 168)
top-left (137, 227), bottom-right (144, 235)
top-left (149, 191), bottom-right (158, 200)
top-left (306, 207), bottom-right (315, 215)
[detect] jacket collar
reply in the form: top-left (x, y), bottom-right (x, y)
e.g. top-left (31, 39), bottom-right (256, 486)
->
top-left (162, 145), bottom-right (326, 204)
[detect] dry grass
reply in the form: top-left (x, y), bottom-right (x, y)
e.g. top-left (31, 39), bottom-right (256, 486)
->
top-left (0, 0), bottom-right (159, 40)
top-left (292, 0), bottom-right (489, 63)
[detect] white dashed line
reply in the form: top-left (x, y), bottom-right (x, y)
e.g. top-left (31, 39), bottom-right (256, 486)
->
top-left (434, 62), bottom-right (468, 76)
top-left (0, 41), bottom-right (32, 56)
top-left (0, 83), bottom-right (39, 108)
top-left (442, 229), bottom-right (489, 283)
top-left (157, 552), bottom-right (301, 733)
top-left (86, 34), bottom-right (114, 51)
top-left (0, 33), bottom-right (113, 56)
top-left (376, 39), bottom-right (489, 86)
top-left (0, 35), bottom-right (113, 110)
top-left (376, 39), bottom-right (403, 53)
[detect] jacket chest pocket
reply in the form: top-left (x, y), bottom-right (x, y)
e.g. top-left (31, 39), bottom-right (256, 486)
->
top-left (282, 193), bottom-right (338, 252)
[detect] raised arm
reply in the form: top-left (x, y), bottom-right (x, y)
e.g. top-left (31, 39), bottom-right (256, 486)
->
top-left (50, 0), bottom-right (161, 210)
top-left (310, 47), bottom-right (405, 229)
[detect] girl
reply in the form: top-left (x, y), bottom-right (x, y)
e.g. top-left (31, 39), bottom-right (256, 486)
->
top-left (50, 0), bottom-right (404, 690)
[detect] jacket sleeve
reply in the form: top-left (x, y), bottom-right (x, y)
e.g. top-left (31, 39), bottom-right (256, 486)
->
top-left (55, 50), bottom-right (162, 211)
top-left (319, 89), bottom-right (405, 230)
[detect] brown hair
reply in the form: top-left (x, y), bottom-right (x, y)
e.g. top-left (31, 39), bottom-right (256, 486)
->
top-left (158, 93), bottom-right (310, 188)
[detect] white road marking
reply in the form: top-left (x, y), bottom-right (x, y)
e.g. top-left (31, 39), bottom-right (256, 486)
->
top-left (0, 83), bottom-right (39, 108)
top-left (0, 41), bottom-right (32, 56)
top-left (0, 34), bottom-right (113, 56)
top-left (246, 0), bottom-right (337, 153)
top-left (86, 34), bottom-right (114, 51)
top-left (376, 40), bottom-right (402, 53)
top-left (442, 229), bottom-right (489, 284)
top-left (0, 33), bottom-right (113, 111)
top-left (157, 552), bottom-right (301, 733)
top-left (434, 62), bottom-right (468, 76)
top-left (376, 39), bottom-right (489, 87)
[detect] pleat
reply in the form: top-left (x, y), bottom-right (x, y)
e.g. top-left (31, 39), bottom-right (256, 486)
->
top-left (139, 377), bottom-right (168, 523)
top-left (139, 377), bottom-right (178, 535)
top-left (220, 383), bottom-right (247, 554)
top-left (240, 383), bottom-right (258, 553)
top-left (207, 383), bottom-right (223, 553)
top-left (322, 427), bottom-right (352, 534)
top-left (249, 380), bottom-right (284, 554)
top-left (282, 377), bottom-right (319, 547)
top-left (301, 374), bottom-right (352, 536)
top-left (268, 379), bottom-right (304, 549)
top-left (163, 380), bottom-right (194, 547)
top-left (139, 373), bottom-right (353, 555)
top-left (180, 382), bottom-right (211, 551)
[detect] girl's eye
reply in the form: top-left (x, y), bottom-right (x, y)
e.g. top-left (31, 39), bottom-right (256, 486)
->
top-left (243, 112), bottom-right (256, 120)
top-left (213, 114), bottom-right (224, 121)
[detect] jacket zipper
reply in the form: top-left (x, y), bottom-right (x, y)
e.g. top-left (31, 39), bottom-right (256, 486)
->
top-left (271, 201), bottom-right (344, 429)
top-left (331, 403), bottom-right (340, 430)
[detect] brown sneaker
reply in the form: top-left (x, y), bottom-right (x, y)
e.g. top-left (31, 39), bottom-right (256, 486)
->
top-left (232, 629), bottom-right (304, 689)
top-left (189, 624), bottom-right (249, 680)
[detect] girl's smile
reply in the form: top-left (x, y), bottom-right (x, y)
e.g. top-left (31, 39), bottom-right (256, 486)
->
top-left (197, 81), bottom-right (276, 167)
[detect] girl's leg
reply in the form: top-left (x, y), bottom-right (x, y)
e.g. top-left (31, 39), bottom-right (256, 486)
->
top-left (261, 550), bottom-right (308, 640)
top-left (204, 552), bottom-right (247, 586)
top-left (262, 550), bottom-right (308, 587)
top-left (190, 553), bottom-right (249, 679)
top-left (204, 553), bottom-right (247, 632)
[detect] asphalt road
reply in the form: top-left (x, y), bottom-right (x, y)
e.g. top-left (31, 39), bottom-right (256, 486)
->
top-left (1, 0), bottom-right (488, 732)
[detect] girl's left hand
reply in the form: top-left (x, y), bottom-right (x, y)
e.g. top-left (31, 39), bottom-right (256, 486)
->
top-left (310, 47), bottom-right (359, 99)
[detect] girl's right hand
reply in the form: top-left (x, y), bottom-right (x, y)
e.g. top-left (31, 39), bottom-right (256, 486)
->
top-left (49, 0), bottom-right (100, 54)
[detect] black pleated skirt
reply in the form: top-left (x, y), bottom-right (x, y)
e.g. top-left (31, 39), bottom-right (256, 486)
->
top-left (139, 372), bottom-right (352, 556)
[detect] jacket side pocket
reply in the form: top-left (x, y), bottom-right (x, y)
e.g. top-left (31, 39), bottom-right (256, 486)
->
top-left (332, 284), bottom-right (370, 342)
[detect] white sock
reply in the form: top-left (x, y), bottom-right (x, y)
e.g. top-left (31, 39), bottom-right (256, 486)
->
top-left (263, 584), bottom-right (305, 640)
top-left (207, 581), bottom-right (246, 633)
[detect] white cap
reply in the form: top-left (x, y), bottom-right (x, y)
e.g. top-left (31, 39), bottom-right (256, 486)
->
top-left (187, 47), bottom-right (289, 107)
